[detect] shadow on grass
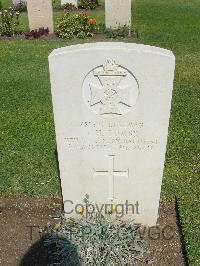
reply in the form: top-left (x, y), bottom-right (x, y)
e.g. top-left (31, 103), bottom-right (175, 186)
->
top-left (20, 235), bottom-right (81, 266)
top-left (175, 197), bottom-right (189, 266)
top-left (55, 148), bottom-right (60, 179)
top-left (55, 148), bottom-right (63, 200)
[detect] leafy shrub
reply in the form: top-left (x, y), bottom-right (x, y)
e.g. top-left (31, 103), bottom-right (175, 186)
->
top-left (99, 23), bottom-right (131, 38)
top-left (105, 26), bottom-right (130, 38)
top-left (78, 0), bottom-right (99, 10)
top-left (0, 7), bottom-right (20, 36)
top-left (13, 1), bottom-right (27, 12)
top-left (25, 27), bottom-right (49, 39)
top-left (52, 0), bottom-right (61, 10)
top-left (61, 3), bottom-right (77, 11)
top-left (56, 12), bottom-right (98, 39)
top-left (44, 215), bottom-right (144, 265)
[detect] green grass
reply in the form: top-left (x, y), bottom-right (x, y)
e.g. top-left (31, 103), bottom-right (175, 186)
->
top-left (0, 0), bottom-right (200, 265)
top-left (1, 0), bottom-right (12, 7)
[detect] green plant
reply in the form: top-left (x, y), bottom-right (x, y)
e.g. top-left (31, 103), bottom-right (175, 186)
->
top-left (61, 3), bottom-right (77, 11)
top-left (25, 27), bottom-right (49, 39)
top-left (100, 24), bottom-right (130, 38)
top-left (0, 1), bottom-right (3, 11)
top-left (78, 0), bottom-right (99, 10)
top-left (44, 215), bottom-right (144, 265)
top-left (0, 7), bottom-right (20, 36)
top-left (56, 12), bottom-right (98, 39)
top-left (52, 0), bottom-right (61, 10)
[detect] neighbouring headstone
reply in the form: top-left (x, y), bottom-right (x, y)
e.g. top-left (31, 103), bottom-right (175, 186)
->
top-left (13, 0), bottom-right (26, 4)
top-left (105, 0), bottom-right (131, 29)
top-left (61, 0), bottom-right (77, 7)
top-left (48, 43), bottom-right (175, 226)
top-left (26, 0), bottom-right (54, 33)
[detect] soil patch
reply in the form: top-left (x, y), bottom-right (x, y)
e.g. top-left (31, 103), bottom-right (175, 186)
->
top-left (0, 197), bottom-right (186, 265)
top-left (0, 32), bottom-right (137, 41)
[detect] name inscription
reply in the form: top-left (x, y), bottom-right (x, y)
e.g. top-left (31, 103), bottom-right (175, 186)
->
top-left (64, 121), bottom-right (158, 152)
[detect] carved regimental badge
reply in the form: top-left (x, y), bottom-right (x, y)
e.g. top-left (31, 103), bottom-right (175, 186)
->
top-left (83, 59), bottom-right (139, 116)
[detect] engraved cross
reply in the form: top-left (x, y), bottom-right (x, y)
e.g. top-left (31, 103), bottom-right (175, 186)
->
top-left (94, 155), bottom-right (129, 201)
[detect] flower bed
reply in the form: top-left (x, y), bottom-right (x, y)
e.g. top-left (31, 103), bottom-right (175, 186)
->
top-left (56, 12), bottom-right (98, 39)
top-left (0, 7), bottom-right (21, 36)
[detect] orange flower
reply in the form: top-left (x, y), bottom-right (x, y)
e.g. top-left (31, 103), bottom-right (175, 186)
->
top-left (83, 12), bottom-right (89, 17)
top-left (88, 19), bottom-right (96, 25)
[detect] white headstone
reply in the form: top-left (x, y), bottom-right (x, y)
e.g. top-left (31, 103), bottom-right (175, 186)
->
top-left (26, 0), bottom-right (54, 33)
top-left (48, 43), bottom-right (175, 226)
top-left (105, 0), bottom-right (131, 29)
top-left (61, 0), bottom-right (77, 7)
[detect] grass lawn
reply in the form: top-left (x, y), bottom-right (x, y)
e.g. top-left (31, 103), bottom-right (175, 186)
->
top-left (0, 0), bottom-right (200, 265)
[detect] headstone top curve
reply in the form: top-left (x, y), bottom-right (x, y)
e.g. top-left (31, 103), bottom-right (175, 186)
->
top-left (48, 42), bottom-right (175, 60)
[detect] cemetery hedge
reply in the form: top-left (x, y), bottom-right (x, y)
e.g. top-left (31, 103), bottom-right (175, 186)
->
top-left (0, 0), bottom-right (200, 265)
